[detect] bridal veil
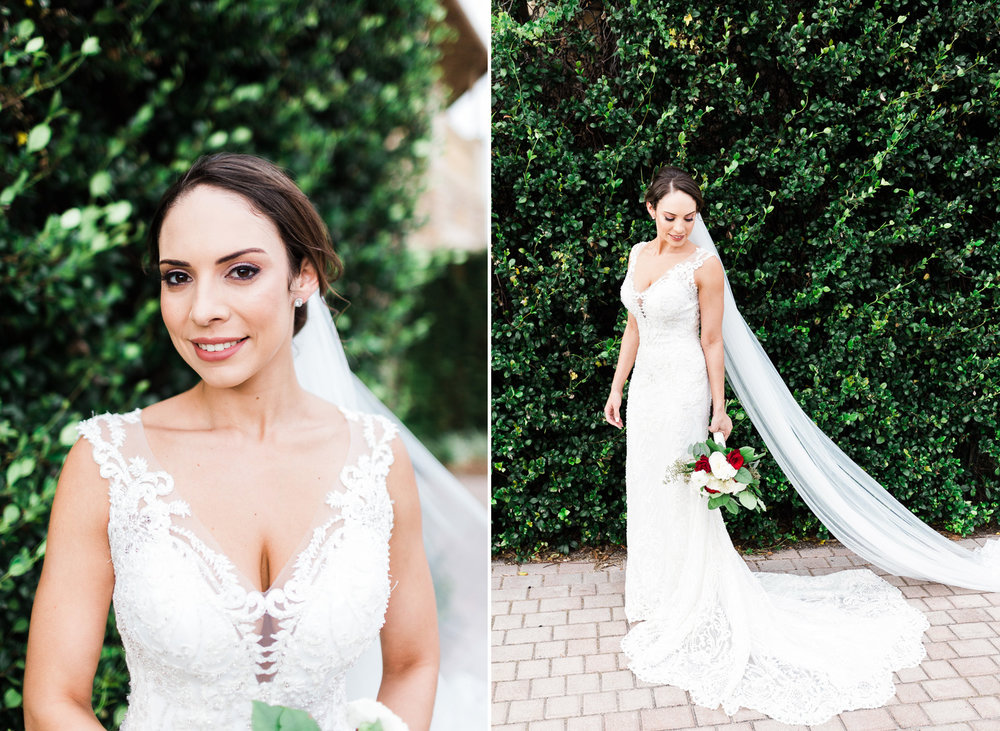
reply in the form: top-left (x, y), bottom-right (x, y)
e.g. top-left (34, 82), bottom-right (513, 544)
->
top-left (690, 215), bottom-right (1000, 591)
top-left (293, 292), bottom-right (487, 729)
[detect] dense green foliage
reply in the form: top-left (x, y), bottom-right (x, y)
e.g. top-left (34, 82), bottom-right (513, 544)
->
top-left (492, 0), bottom-right (1000, 557)
top-left (0, 1), bottom-right (483, 726)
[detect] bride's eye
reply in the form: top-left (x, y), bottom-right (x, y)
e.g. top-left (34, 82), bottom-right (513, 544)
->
top-left (228, 264), bottom-right (261, 281)
top-left (160, 270), bottom-right (190, 287)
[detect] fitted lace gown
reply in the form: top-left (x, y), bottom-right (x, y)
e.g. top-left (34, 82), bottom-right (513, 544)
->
top-left (617, 242), bottom-right (928, 725)
top-left (78, 408), bottom-right (397, 731)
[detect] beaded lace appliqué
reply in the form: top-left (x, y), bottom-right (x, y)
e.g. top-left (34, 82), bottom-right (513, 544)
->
top-left (78, 408), bottom-right (398, 731)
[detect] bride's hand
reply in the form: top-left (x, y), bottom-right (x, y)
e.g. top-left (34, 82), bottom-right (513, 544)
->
top-left (709, 411), bottom-right (733, 441)
top-left (604, 392), bottom-right (623, 429)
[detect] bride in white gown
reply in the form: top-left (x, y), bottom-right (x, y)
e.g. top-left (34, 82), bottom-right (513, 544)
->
top-left (603, 167), bottom-right (932, 724)
top-left (23, 154), bottom-right (446, 730)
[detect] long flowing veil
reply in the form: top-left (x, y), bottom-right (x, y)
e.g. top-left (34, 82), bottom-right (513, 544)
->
top-left (293, 292), bottom-right (487, 729)
top-left (690, 215), bottom-right (1000, 591)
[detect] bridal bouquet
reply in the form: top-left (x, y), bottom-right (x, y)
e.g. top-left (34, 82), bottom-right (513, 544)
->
top-left (672, 436), bottom-right (765, 515)
top-left (251, 698), bottom-right (407, 731)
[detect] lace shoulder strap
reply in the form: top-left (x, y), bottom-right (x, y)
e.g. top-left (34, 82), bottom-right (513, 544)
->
top-left (681, 248), bottom-right (715, 289)
top-left (76, 410), bottom-right (144, 489)
top-left (626, 241), bottom-right (646, 274)
top-left (337, 410), bottom-right (399, 539)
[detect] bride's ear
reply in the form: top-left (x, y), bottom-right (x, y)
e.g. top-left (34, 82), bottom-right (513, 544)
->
top-left (646, 201), bottom-right (656, 218)
top-left (293, 260), bottom-right (320, 303)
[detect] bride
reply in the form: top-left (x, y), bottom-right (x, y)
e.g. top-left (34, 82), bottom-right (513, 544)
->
top-left (600, 166), bottom-right (1000, 724)
top-left (23, 154), bottom-right (440, 730)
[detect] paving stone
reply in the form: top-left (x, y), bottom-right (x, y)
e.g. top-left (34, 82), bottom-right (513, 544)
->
top-left (493, 643), bottom-right (534, 662)
top-left (550, 656), bottom-right (585, 676)
top-left (544, 694), bottom-right (582, 719)
top-left (927, 641), bottom-right (960, 660)
top-left (584, 653), bottom-right (618, 673)
top-left (601, 669), bottom-right (635, 692)
top-left (950, 594), bottom-right (989, 609)
top-left (949, 638), bottom-right (997, 657)
top-left (565, 716), bottom-right (603, 731)
top-left (493, 724), bottom-right (528, 731)
top-left (565, 638), bottom-right (599, 656)
top-left (968, 696), bottom-right (1000, 719)
top-left (598, 635), bottom-right (622, 655)
top-left (652, 684), bottom-right (689, 707)
top-left (894, 681), bottom-right (931, 703)
top-left (638, 705), bottom-right (696, 729)
top-left (528, 585), bottom-right (571, 599)
top-left (581, 690), bottom-right (618, 715)
top-left (602, 710), bottom-right (640, 730)
top-left (506, 626), bottom-right (554, 645)
top-left (616, 687), bottom-right (654, 711)
top-left (495, 680), bottom-right (532, 702)
top-left (530, 676), bottom-right (566, 699)
top-left (516, 659), bottom-right (551, 680)
top-left (691, 704), bottom-right (734, 724)
top-left (542, 573), bottom-right (585, 587)
top-left (511, 599), bottom-right (541, 614)
top-left (923, 659), bottom-right (961, 679)
top-left (565, 672), bottom-right (600, 695)
top-left (533, 640), bottom-right (568, 659)
top-left (921, 699), bottom-right (980, 724)
top-left (922, 677), bottom-right (977, 701)
top-left (538, 596), bottom-right (583, 612)
top-left (840, 708), bottom-right (897, 730)
top-left (952, 622), bottom-right (994, 640)
top-left (967, 674), bottom-right (1000, 696)
top-left (552, 623), bottom-right (597, 640)
top-left (493, 661), bottom-right (517, 682)
top-left (600, 620), bottom-right (628, 637)
top-left (523, 611), bottom-right (570, 628)
top-left (568, 607), bottom-right (613, 624)
top-left (949, 655), bottom-right (998, 676)
top-left (493, 701), bottom-right (509, 725)
top-left (494, 614), bottom-right (525, 631)
top-left (507, 698), bottom-right (546, 723)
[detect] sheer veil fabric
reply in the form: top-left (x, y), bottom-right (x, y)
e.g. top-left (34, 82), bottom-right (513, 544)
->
top-left (688, 214), bottom-right (1000, 590)
top-left (293, 293), bottom-right (487, 730)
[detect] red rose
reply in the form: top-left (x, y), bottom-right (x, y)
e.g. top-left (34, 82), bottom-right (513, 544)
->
top-left (726, 449), bottom-right (744, 470)
top-left (704, 486), bottom-right (720, 494)
top-left (694, 455), bottom-right (711, 472)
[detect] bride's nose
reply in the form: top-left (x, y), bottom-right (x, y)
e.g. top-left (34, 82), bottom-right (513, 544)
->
top-left (189, 282), bottom-right (229, 326)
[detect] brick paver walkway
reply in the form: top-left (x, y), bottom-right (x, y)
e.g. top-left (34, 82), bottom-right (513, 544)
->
top-left (492, 537), bottom-right (1000, 730)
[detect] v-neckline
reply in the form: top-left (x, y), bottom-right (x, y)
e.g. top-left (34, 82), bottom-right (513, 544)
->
top-left (630, 243), bottom-right (701, 295)
top-left (134, 408), bottom-right (354, 597)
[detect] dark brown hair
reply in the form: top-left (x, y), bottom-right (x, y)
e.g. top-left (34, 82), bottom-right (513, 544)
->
top-left (644, 166), bottom-right (704, 212)
top-left (147, 153), bottom-right (342, 335)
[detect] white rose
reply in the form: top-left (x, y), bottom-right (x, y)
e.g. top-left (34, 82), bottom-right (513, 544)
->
top-left (346, 699), bottom-right (409, 731)
top-left (707, 476), bottom-right (728, 494)
top-left (690, 470), bottom-right (711, 488)
top-left (721, 479), bottom-right (742, 495)
top-left (708, 451), bottom-right (737, 480)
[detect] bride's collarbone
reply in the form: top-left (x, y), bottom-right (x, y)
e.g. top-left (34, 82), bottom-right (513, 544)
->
top-left (633, 245), bottom-right (698, 290)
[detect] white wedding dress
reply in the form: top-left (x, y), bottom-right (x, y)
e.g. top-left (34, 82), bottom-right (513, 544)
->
top-left (78, 408), bottom-right (397, 731)
top-left (617, 241), bottom-right (929, 725)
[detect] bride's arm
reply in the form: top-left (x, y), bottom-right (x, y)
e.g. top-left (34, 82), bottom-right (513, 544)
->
top-left (604, 312), bottom-right (639, 429)
top-left (605, 248), bottom-right (640, 429)
top-left (378, 438), bottom-right (439, 730)
top-left (23, 440), bottom-right (113, 730)
top-left (697, 258), bottom-right (733, 439)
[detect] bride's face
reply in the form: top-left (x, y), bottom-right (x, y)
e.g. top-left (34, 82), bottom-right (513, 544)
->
top-left (157, 184), bottom-right (311, 389)
top-left (646, 190), bottom-right (698, 248)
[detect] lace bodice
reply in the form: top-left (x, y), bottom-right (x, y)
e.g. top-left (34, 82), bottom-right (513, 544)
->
top-left (78, 409), bottom-right (397, 731)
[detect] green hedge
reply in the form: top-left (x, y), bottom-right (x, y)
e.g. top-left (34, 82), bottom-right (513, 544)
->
top-left (491, 0), bottom-right (1000, 557)
top-left (0, 1), bottom-right (465, 726)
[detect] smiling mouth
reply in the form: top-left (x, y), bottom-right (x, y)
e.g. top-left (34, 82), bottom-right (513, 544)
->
top-left (195, 338), bottom-right (248, 352)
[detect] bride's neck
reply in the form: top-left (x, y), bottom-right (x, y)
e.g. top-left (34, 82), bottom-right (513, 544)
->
top-left (193, 372), bottom-right (311, 439)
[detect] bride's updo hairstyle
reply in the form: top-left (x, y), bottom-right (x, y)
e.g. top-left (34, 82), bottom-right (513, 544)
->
top-left (147, 153), bottom-right (343, 335)
top-left (644, 166), bottom-right (704, 212)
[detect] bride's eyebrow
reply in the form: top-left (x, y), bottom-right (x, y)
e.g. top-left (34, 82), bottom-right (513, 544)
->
top-left (663, 210), bottom-right (698, 216)
top-left (158, 248), bottom-right (269, 268)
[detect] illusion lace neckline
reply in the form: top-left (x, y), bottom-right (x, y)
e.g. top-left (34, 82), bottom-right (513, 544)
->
top-left (128, 407), bottom-right (357, 597)
top-left (628, 242), bottom-right (703, 295)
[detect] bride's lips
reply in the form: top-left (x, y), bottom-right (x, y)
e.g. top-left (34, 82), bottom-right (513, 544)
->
top-left (191, 336), bottom-right (249, 362)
